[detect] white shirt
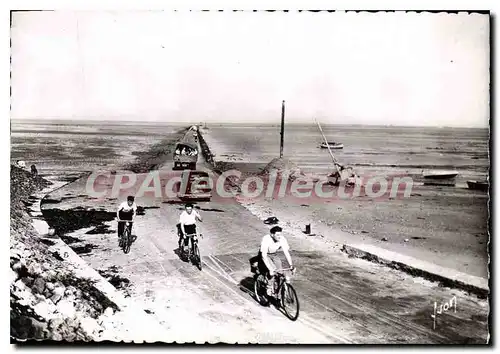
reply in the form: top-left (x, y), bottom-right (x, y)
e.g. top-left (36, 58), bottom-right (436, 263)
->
top-left (118, 201), bottom-right (137, 213)
top-left (260, 234), bottom-right (290, 255)
top-left (179, 210), bottom-right (200, 225)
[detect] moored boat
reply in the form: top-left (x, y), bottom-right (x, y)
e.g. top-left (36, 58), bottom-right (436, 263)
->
top-left (320, 142), bottom-right (344, 149)
top-left (466, 180), bottom-right (488, 192)
top-left (422, 171), bottom-right (458, 179)
top-left (422, 170), bottom-right (458, 186)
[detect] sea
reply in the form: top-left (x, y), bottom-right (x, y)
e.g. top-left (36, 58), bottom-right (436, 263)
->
top-left (10, 120), bottom-right (490, 188)
top-left (201, 123), bottom-right (490, 188)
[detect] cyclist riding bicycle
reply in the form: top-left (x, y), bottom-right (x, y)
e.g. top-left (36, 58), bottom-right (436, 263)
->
top-left (117, 196), bottom-right (137, 241)
top-left (257, 226), bottom-right (295, 296)
top-left (177, 203), bottom-right (202, 249)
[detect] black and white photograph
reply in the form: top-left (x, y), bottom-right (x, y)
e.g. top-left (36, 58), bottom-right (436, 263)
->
top-left (9, 9), bottom-right (490, 344)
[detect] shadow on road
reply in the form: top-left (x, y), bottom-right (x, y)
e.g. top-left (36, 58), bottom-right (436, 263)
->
top-left (198, 208), bottom-right (224, 213)
top-left (239, 276), bottom-right (256, 299)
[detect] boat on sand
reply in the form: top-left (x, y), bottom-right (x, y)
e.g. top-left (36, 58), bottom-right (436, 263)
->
top-left (422, 170), bottom-right (458, 186)
top-left (466, 180), bottom-right (488, 192)
top-left (320, 142), bottom-right (344, 149)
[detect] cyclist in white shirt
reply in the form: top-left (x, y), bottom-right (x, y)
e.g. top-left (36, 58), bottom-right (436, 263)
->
top-left (177, 203), bottom-right (202, 248)
top-left (258, 226), bottom-right (295, 296)
top-left (117, 196), bottom-right (137, 241)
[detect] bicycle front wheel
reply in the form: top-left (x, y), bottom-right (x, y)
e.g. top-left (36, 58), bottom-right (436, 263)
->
top-left (123, 228), bottom-right (131, 254)
top-left (193, 243), bottom-right (202, 271)
top-left (281, 283), bottom-right (299, 321)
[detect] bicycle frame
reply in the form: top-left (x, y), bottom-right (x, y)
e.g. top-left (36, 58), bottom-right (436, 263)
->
top-left (272, 268), bottom-right (294, 295)
top-left (117, 220), bottom-right (133, 233)
top-left (183, 233), bottom-right (201, 249)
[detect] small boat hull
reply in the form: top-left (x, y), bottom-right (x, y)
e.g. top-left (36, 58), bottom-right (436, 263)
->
top-left (422, 171), bottom-right (458, 186)
top-left (423, 172), bottom-right (458, 180)
top-left (467, 180), bottom-right (488, 192)
top-left (320, 142), bottom-right (344, 149)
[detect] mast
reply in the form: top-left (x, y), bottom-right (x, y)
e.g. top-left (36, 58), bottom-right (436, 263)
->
top-left (280, 100), bottom-right (285, 158)
top-left (315, 118), bottom-right (340, 174)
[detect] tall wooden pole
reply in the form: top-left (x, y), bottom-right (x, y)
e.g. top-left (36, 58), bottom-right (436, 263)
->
top-left (280, 100), bottom-right (285, 158)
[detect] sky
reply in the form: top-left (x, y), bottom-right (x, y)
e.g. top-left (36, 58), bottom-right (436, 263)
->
top-left (10, 11), bottom-right (490, 127)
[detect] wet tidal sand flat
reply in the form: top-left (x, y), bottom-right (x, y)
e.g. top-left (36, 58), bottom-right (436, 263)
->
top-left (200, 124), bottom-right (489, 279)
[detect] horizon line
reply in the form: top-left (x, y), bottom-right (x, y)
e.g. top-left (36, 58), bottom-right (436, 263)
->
top-left (10, 117), bottom-right (489, 129)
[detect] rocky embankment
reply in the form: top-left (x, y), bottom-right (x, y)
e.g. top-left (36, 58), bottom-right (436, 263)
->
top-left (10, 165), bottom-right (120, 342)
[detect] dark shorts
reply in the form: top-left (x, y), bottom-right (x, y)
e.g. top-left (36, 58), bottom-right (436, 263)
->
top-left (119, 210), bottom-right (134, 221)
top-left (253, 251), bottom-right (282, 279)
top-left (183, 224), bottom-right (197, 235)
top-left (177, 223), bottom-right (196, 236)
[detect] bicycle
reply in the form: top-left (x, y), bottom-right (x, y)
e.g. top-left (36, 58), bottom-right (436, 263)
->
top-left (181, 232), bottom-right (203, 270)
top-left (253, 267), bottom-right (300, 321)
top-left (118, 220), bottom-right (134, 254)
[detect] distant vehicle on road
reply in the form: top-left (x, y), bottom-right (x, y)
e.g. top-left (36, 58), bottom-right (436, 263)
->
top-left (173, 142), bottom-right (198, 170)
top-left (177, 170), bottom-right (212, 201)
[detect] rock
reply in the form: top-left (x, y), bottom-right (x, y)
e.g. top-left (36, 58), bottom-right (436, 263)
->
top-left (50, 286), bottom-right (65, 304)
top-left (28, 263), bottom-right (43, 276)
top-left (42, 262), bottom-right (51, 270)
top-left (45, 270), bottom-right (57, 279)
top-left (23, 276), bottom-right (34, 287)
top-left (49, 331), bottom-right (63, 341)
top-left (33, 299), bottom-right (56, 318)
top-left (10, 269), bottom-right (18, 283)
top-left (32, 277), bottom-right (46, 294)
top-left (79, 317), bottom-right (100, 336)
top-left (53, 286), bottom-right (65, 297)
top-left (11, 261), bottom-right (22, 272)
top-left (104, 307), bottom-right (114, 317)
top-left (56, 299), bottom-right (76, 318)
top-left (404, 238), bottom-right (409, 242)
top-left (13, 279), bottom-right (27, 290)
top-left (30, 318), bottom-right (49, 340)
top-left (65, 286), bottom-right (77, 295)
top-left (45, 282), bottom-right (55, 291)
top-left (49, 317), bottom-right (65, 330)
top-left (50, 294), bottom-right (63, 304)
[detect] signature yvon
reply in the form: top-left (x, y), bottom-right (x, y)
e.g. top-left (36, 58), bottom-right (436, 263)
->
top-left (431, 296), bottom-right (457, 330)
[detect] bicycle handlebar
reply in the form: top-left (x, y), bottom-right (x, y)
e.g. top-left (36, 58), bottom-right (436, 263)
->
top-left (275, 267), bottom-right (295, 273)
top-left (184, 233), bottom-right (203, 238)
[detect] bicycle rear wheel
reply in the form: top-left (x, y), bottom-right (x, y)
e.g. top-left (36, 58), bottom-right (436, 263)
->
top-left (182, 239), bottom-right (191, 261)
top-left (254, 275), bottom-right (269, 306)
top-left (281, 283), bottom-right (299, 321)
top-left (193, 242), bottom-right (202, 271)
top-left (122, 227), bottom-right (131, 254)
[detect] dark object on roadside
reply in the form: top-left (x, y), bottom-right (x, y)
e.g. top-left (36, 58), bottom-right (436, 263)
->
top-left (305, 224), bottom-right (311, 235)
top-left (264, 216), bottom-right (279, 225)
top-left (249, 255), bottom-right (260, 274)
top-left (381, 237), bottom-right (388, 242)
top-left (30, 164), bottom-right (38, 176)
